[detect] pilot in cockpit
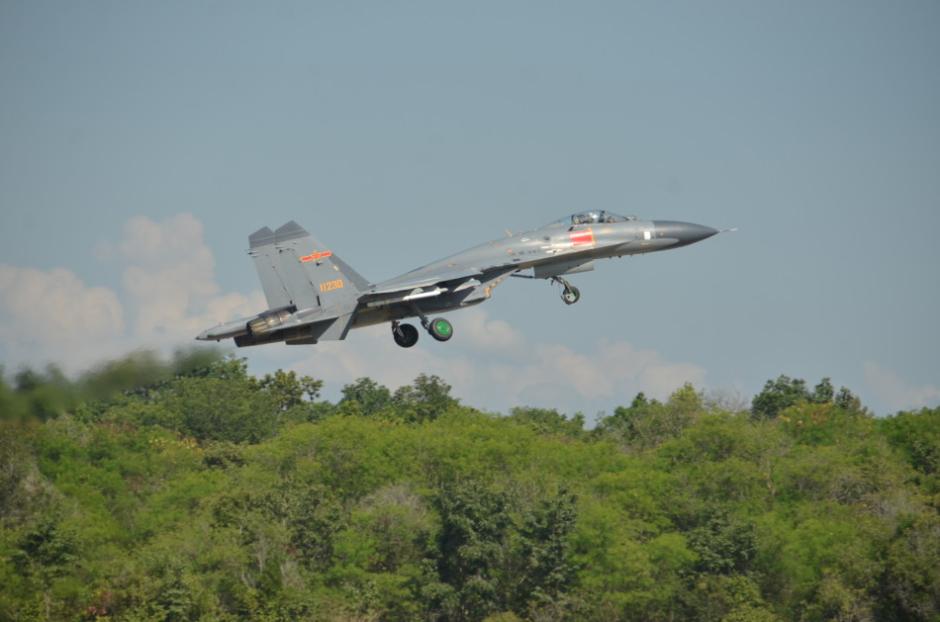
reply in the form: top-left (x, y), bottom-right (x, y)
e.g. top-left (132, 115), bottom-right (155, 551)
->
top-left (554, 210), bottom-right (634, 227)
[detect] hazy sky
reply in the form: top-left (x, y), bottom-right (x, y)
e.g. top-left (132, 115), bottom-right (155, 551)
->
top-left (2, 1), bottom-right (938, 418)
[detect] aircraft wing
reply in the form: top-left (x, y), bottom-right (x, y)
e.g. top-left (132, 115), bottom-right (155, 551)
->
top-left (366, 266), bottom-right (484, 296)
top-left (360, 265), bottom-right (513, 307)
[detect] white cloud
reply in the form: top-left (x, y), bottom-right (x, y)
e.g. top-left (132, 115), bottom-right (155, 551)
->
top-left (449, 307), bottom-right (525, 354)
top-left (118, 214), bottom-right (231, 340)
top-left (0, 214), bottom-right (262, 373)
top-left (863, 361), bottom-right (940, 412)
top-left (0, 265), bottom-right (126, 369)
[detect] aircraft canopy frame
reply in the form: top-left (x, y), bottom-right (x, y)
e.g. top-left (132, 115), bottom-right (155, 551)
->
top-left (547, 210), bottom-right (636, 226)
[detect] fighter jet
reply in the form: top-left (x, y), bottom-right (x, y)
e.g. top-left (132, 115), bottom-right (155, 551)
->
top-left (196, 211), bottom-right (723, 348)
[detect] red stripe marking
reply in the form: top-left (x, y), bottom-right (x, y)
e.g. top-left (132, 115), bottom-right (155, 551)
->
top-left (569, 229), bottom-right (595, 246)
top-left (300, 250), bottom-right (333, 263)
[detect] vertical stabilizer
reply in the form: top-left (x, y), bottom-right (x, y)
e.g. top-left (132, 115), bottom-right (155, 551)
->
top-left (249, 226), bottom-right (292, 309)
top-left (247, 221), bottom-right (370, 320)
top-left (270, 221), bottom-right (368, 313)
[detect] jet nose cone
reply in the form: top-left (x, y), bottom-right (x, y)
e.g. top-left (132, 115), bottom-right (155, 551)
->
top-left (652, 221), bottom-right (719, 247)
top-left (684, 222), bottom-right (719, 244)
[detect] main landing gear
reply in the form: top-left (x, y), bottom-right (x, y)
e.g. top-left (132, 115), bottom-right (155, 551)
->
top-left (392, 321), bottom-right (419, 348)
top-left (392, 309), bottom-right (454, 348)
top-left (552, 276), bottom-right (581, 305)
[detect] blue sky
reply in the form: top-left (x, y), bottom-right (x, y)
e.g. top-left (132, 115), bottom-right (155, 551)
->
top-left (1, 1), bottom-right (938, 417)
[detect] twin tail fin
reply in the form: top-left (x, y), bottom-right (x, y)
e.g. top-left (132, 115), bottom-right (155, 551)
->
top-left (248, 221), bottom-right (369, 313)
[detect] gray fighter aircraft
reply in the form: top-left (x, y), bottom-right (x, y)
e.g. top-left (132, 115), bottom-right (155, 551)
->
top-left (196, 211), bottom-right (723, 348)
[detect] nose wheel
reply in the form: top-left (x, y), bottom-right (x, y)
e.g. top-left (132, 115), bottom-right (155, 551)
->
top-left (561, 286), bottom-right (581, 305)
top-left (552, 276), bottom-right (581, 305)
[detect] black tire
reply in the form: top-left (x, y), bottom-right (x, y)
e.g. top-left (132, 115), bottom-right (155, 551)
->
top-left (393, 323), bottom-right (419, 348)
top-left (428, 317), bottom-right (454, 342)
top-left (562, 286), bottom-right (581, 305)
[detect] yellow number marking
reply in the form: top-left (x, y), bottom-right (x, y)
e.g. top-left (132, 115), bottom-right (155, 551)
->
top-left (319, 279), bottom-right (344, 292)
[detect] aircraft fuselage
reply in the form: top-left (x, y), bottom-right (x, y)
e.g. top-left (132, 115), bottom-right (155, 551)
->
top-left (196, 212), bottom-right (722, 348)
top-left (350, 218), bottom-right (718, 328)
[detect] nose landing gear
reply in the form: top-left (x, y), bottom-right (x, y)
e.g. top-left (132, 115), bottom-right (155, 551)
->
top-left (551, 276), bottom-right (581, 305)
top-left (562, 286), bottom-right (581, 305)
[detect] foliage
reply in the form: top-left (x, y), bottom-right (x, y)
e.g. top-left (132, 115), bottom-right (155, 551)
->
top-left (881, 407), bottom-right (940, 476)
top-left (505, 407), bottom-right (585, 438)
top-left (750, 375), bottom-right (861, 420)
top-left (0, 348), bottom-right (224, 422)
top-left (0, 360), bottom-right (938, 621)
top-left (392, 374), bottom-right (460, 423)
top-left (338, 377), bottom-right (392, 417)
top-left (596, 383), bottom-right (703, 448)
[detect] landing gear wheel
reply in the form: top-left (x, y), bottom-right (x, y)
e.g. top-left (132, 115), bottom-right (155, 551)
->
top-left (392, 322), bottom-right (419, 348)
top-left (551, 276), bottom-right (581, 306)
top-left (428, 317), bottom-right (454, 342)
top-left (562, 286), bottom-right (581, 305)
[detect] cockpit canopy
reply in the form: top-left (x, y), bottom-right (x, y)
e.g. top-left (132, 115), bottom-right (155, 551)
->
top-left (549, 210), bottom-right (636, 226)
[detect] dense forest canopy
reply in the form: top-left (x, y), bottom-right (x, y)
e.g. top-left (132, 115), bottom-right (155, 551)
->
top-left (1, 350), bottom-right (938, 621)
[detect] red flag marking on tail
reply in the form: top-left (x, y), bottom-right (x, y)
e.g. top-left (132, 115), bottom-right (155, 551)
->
top-left (300, 250), bottom-right (333, 263)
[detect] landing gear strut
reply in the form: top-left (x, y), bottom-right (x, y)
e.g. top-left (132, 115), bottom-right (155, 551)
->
top-left (552, 276), bottom-right (581, 305)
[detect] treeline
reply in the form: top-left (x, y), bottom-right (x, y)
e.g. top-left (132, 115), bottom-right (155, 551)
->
top-left (1, 353), bottom-right (938, 621)
top-left (0, 349), bottom-right (222, 422)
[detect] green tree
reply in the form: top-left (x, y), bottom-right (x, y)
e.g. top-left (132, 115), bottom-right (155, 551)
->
top-left (11, 365), bottom-right (74, 421)
top-left (289, 485), bottom-right (345, 571)
top-left (598, 384), bottom-right (702, 448)
top-left (881, 407), bottom-right (940, 475)
top-left (257, 369), bottom-right (323, 412)
top-left (340, 377), bottom-right (392, 417)
top-left (80, 347), bottom-right (222, 401)
top-left (432, 480), bottom-right (511, 620)
top-left (506, 407), bottom-right (585, 437)
top-left (11, 518), bottom-right (77, 576)
top-left (3, 349), bottom-right (935, 622)
top-left (352, 483), bottom-right (436, 573)
top-left (393, 374), bottom-right (459, 423)
top-left (0, 424), bottom-right (34, 522)
top-left (752, 375), bottom-right (862, 421)
top-left (883, 515), bottom-right (940, 621)
top-left (158, 359), bottom-right (278, 443)
top-left (834, 386), bottom-right (863, 411)
top-left (751, 375), bottom-right (809, 419)
top-left (0, 369), bottom-right (26, 420)
top-left (512, 488), bottom-right (579, 616)
top-left (811, 378), bottom-right (834, 403)
top-left (687, 513), bottom-right (757, 575)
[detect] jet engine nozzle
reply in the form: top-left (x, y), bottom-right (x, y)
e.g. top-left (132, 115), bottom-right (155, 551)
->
top-left (248, 306), bottom-right (296, 336)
